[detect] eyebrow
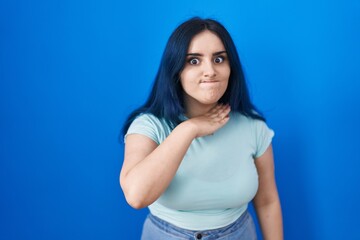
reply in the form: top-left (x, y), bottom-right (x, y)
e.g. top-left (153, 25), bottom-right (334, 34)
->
top-left (186, 50), bottom-right (227, 57)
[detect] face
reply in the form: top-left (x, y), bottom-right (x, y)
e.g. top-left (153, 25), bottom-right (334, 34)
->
top-left (180, 30), bottom-right (230, 111)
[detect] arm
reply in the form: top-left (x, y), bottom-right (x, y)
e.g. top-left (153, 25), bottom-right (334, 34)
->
top-left (253, 144), bottom-right (283, 240)
top-left (120, 104), bottom-right (231, 209)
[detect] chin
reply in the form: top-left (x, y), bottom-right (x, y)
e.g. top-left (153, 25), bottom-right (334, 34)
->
top-left (202, 94), bottom-right (224, 104)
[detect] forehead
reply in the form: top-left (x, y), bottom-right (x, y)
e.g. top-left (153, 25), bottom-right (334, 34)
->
top-left (187, 30), bottom-right (225, 53)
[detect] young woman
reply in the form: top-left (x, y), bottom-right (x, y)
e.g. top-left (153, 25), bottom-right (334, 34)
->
top-left (120, 17), bottom-right (283, 240)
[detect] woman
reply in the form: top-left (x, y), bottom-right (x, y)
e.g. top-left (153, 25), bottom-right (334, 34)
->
top-left (120, 17), bottom-right (283, 239)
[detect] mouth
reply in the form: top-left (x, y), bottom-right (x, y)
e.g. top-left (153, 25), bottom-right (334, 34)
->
top-left (200, 80), bottom-right (220, 84)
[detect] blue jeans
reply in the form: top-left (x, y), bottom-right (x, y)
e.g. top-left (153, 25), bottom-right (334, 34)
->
top-left (141, 210), bottom-right (257, 240)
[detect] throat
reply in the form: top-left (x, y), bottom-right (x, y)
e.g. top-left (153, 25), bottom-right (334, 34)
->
top-left (184, 102), bottom-right (217, 118)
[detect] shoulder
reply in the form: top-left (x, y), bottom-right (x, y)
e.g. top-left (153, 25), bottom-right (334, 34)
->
top-left (229, 112), bottom-right (265, 128)
top-left (229, 112), bottom-right (274, 153)
top-left (233, 112), bottom-right (273, 138)
top-left (126, 113), bottom-right (171, 144)
top-left (132, 113), bottom-right (164, 125)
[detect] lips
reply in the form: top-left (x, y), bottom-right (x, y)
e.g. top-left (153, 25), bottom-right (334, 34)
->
top-left (200, 80), bottom-right (220, 83)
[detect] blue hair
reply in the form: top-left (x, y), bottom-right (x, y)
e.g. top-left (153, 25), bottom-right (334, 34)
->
top-left (122, 17), bottom-right (265, 136)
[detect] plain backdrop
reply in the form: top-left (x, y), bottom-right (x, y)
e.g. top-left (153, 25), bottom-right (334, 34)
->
top-left (1, 0), bottom-right (359, 239)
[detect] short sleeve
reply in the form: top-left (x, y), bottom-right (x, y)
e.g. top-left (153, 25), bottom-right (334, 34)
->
top-left (253, 120), bottom-right (275, 158)
top-left (124, 114), bottom-right (161, 144)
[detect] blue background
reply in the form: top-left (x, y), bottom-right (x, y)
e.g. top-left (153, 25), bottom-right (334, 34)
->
top-left (1, 0), bottom-right (359, 239)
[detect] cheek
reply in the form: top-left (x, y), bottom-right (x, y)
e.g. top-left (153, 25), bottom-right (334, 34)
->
top-left (223, 68), bottom-right (231, 86)
top-left (222, 65), bottom-right (231, 79)
top-left (180, 70), bottom-right (196, 89)
top-left (220, 68), bottom-right (230, 94)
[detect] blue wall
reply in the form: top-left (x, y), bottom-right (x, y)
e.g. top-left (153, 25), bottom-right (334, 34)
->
top-left (1, 0), bottom-right (359, 239)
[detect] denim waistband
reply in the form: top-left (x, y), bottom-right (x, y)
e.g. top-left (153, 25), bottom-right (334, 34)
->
top-left (146, 210), bottom-right (255, 240)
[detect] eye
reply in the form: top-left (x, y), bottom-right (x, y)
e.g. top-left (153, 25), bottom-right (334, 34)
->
top-left (214, 56), bottom-right (224, 64)
top-left (188, 58), bottom-right (200, 65)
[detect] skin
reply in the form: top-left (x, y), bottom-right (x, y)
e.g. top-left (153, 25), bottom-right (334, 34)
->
top-left (254, 145), bottom-right (283, 239)
top-left (120, 30), bottom-right (283, 239)
top-left (180, 30), bottom-right (231, 118)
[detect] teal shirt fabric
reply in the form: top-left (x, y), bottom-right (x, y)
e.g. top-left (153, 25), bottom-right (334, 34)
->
top-left (125, 112), bottom-right (274, 230)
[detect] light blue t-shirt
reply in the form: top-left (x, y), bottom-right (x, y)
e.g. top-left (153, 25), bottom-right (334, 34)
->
top-left (125, 112), bottom-right (274, 230)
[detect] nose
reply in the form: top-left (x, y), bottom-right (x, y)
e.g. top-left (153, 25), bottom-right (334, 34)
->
top-left (203, 60), bottom-right (216, 78)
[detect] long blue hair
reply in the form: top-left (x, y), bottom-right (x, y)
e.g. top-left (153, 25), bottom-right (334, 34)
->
top-left (122, 17), bottom-right (265, 136)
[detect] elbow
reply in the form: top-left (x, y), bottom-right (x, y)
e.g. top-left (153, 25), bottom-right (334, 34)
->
top-left (120, 176), bottom-right (149, 209)
top-left (253, 193), bottom-right (281, 211)
top-left (123, 189), bottom-right (149, 210)
top-left (124, 194), bottom-right (148, 210)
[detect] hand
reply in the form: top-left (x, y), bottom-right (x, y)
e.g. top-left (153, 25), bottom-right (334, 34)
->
top-left (187, 104), bottom-right (231, 138)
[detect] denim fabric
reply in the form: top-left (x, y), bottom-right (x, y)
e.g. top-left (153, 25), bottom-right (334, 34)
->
top-left (141, 210), bottom-right (257, 240)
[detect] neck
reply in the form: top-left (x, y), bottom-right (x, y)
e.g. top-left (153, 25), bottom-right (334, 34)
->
top-left (184, 100), bottom-right (217, 118)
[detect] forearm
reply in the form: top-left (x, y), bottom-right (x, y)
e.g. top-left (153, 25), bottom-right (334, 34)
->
top-left (121, 121), bottom-right (196, 208)
top-left (254, 199), bottom-right (283, 240)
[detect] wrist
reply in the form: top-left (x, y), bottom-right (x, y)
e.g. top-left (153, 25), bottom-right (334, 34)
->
top-left (178, 120), bottom-right (198, 139)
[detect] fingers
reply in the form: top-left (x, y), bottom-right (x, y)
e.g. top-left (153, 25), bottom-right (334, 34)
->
top-left (208, 104), bottom-right (231, 122)
top-left (219, 104), bottom-right (231, 119)
top-left (189, 103), bottom-right (231, 138)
